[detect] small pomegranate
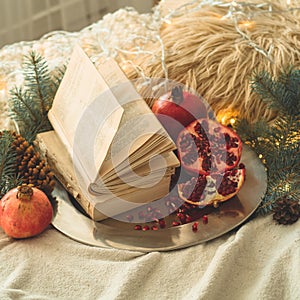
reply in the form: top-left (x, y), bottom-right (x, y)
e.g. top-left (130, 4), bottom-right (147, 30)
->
top-left (152, 86), bottom-right (207, 140)
top-left (0, 184), bottom-right (53, 238)
top-left (176, 118), bottom-right (242, 175)
top-left (178, 165), bottom-right (245, 206)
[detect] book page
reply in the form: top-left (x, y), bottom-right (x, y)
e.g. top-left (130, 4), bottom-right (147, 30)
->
top-left (99, 133), bottom-right (178, 183)
top-left (95, 59), bottom-right (177, 179)
top-left (48, 45), bottom-right (124, 182)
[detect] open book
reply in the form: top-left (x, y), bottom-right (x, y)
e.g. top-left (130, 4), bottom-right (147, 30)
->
top-left (37, 45), bottom-right (179, 221)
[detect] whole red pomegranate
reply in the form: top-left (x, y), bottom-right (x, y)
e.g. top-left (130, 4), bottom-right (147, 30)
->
top-left (152, 86), bottom-right (207, 140)
top-left (177, 118), bottom-right (242, 175)
top-left (178, 164), bottom-right (246, 206)
top-left (0, 184), bottom-right (53, 238)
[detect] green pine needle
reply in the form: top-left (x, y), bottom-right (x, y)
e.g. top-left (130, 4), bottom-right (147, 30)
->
top-left (235, 67), bottom-right (300, 215)
top-left (251, 67), bottom-right (300, 116)
top-left (8, 51), bottom-right (65, 143)
top-left (3, 51), bottom-right (65, 196)
top-left (0, 131), bottom-right (21, 198)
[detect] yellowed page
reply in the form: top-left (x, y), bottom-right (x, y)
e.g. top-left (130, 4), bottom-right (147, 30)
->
top-left (99, 131), bottom-right (178, 182)
top-left (48, 45), bottom-right (124, 182)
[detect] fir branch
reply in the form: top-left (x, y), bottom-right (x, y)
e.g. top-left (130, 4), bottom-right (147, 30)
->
top-left (277, 68), bottom-right (300, 112)
top-left (23, 52), bottom-right (53, 114)
top-left (0, 131), bottom-right (21, 198)
top-left (251, 70), bottom-right (280, 110)
top-left (0, 131), bottom-right (15, 178)
top-left (51, 65), bottom-right (67, 91)
top-left (9, 87), bottom-right (39, 125)
top-left (251, 68), bottom-right (300, 116)
top-left (235, 68), bottom-right (300, 215)
top-left (8, 51), bottom-right (65, 143)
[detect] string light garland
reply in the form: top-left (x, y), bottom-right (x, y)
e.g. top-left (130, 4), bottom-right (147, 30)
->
top-left (0, 0), bottom-right (299, 127)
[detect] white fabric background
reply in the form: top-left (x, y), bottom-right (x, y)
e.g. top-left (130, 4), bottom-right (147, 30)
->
top-left (0, 215), bottom-right (299, 300)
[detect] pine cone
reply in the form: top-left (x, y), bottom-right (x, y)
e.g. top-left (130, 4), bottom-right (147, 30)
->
top-left (11, 132), bottom-right (55, 196)
top-left (272, 196), bottom-right (300, 225)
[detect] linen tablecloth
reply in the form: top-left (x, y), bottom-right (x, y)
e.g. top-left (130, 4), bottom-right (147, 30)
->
top-left (0, 215), bottom-right (299, 299)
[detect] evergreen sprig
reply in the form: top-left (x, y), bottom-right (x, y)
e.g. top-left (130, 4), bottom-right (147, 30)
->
top-left (0, 131), bottom-right (21, 198)
top-left (253, 68), bottom-right (300, 115)
top-left (235, 68), bottom-right (300, 215)
top-left (8, 51), bottom-right (65, 143)
top-left (1, 52), bottom-right (64, 197)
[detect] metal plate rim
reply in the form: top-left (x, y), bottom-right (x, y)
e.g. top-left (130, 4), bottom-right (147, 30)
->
top-left (51, 145), bottom-right (267, 252)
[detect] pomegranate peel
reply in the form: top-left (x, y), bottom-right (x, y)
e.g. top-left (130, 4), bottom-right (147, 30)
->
top-left (152, 86), bottom-right (207, 140)
top-left (0, 184), bottom-right (53, 239)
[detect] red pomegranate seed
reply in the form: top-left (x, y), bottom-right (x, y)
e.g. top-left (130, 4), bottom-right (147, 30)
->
top-left (134, 225), bottom-right (142, 230)
top-left (192, 222), bottom-right (199, 232)
top-left (126, 214), bottom-right (134, 222)
top-left (177, 212), bottom-right (186, 223)
top-left (202, 215), bottom-right (208, 224)
top-left (151, 225), bottom-right (159, 231)
top-left (185, 215), bottom-right (192, 223)
top-left (147, 206), bottom-right (153, 212)
top-left (159, 219), bottom-right (166, 228)
top-left (178, 207), bottom-right (186, 213)
top-left (142, 225), bottom-right (150, 231)
top-left (172, 221), bottom-right (180, 226)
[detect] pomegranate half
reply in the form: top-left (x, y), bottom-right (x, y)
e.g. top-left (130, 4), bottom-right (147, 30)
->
top-left (176, 118), bottom-right (242, 175)
top-left (0, 184), bottom-right (53, 238)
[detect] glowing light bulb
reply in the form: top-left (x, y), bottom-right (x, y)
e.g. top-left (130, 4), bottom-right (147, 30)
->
top-left (164, 18), bottom-right (172, 25)
top-left (0, 79), bottom-right (7, 99)
top-left (221, 116), bottom-right (227, 125)
top-left (239, 20), bottom-right (255, 30)
top-left (229, 118), bottom-right (236, 125)
top-left (218, 111), bottom-right (238, 125)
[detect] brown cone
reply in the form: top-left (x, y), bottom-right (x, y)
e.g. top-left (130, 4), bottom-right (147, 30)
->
top-left (272, 196), bottom-right (300, 225)
top-left (11, 132), bottom-right (55, 196)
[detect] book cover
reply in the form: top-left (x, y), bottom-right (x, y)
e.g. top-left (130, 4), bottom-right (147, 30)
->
top-left (41, 45), bottom-right (179, 220)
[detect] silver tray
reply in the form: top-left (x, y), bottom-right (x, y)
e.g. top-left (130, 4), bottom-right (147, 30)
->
top-left (51, 145), bottom-right (267, 252)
